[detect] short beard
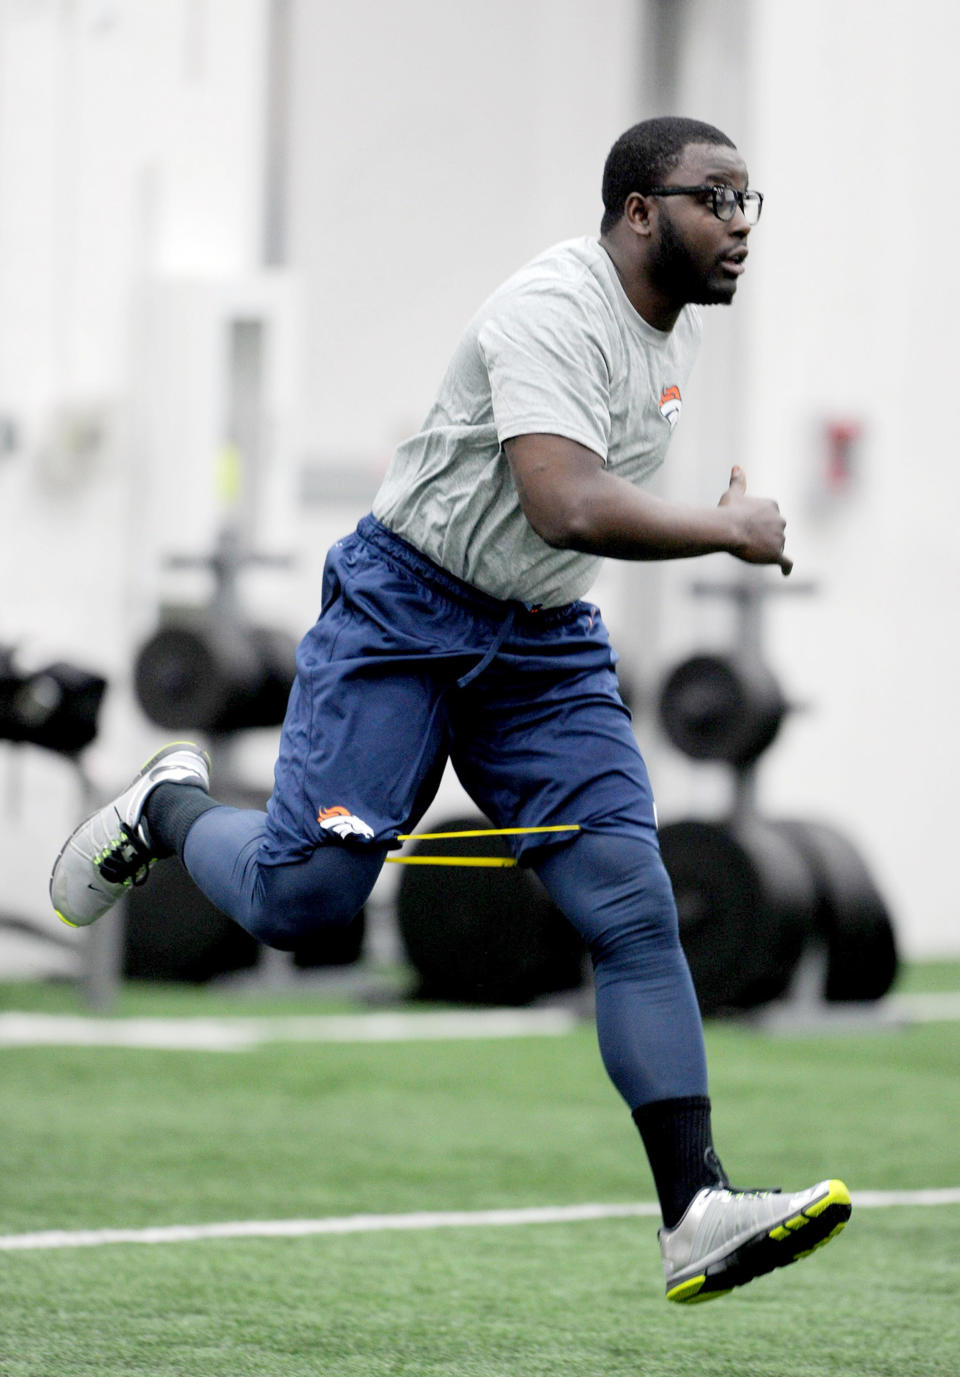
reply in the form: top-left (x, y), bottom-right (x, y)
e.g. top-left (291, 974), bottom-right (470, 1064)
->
top-left (649, 209), bottom-right (735, 307)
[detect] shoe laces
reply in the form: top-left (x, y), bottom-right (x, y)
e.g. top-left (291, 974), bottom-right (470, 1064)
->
top-left (723, 1186), bottom-right (781, 1200)
top-left (98, 821), bottom-right (155, 887)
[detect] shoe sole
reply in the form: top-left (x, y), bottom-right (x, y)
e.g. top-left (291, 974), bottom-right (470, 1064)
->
top-left (50, 741), bottom-right (207, 928)
top-left (665, 1179), bottom-right (852, 1303)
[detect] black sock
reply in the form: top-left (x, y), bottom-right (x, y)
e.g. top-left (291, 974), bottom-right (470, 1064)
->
top-left (632, 1095), bottom-right (729, 1229)
top-left (143, 783), bottom-right (220, 860)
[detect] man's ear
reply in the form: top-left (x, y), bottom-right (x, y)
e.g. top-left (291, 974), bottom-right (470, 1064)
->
top-left (623, 191), bottom-right (655, 239)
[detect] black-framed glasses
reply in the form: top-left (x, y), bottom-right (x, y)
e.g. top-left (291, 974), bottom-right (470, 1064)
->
top-left (646, 184), bottom-right (764, 226)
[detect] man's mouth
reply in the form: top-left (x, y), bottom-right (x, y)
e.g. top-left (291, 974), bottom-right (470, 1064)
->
top-left (719, 249), bottom-right (748, 276)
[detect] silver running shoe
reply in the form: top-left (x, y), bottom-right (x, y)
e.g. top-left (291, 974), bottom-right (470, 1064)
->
top-left (660, 1178), bottom-right (851, 1303)
top-left (50, 742), bottom-right (211, 928)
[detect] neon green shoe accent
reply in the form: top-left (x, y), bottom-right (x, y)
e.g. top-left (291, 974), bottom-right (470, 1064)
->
top-left (770, 1180), bottom-right (850, 1242)
top-left (770, 1212), bottom-right (805, 1240)
top-left (666, 1275), bottom-right (734, 1304)
top-left (55, 911), bottom-right (79, 928)
top-left (666, 1274), bottom-right (706, 1302)
top-left (138, 739), bottom-right (198, 769)
top-left (794, 1219), bottom-right (849, 1260)
top-left (806, 1180), bottom-right (851, 1216)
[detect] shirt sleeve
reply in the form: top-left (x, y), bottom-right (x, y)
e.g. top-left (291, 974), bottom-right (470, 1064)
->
top-left (477, 281), bottom-right (615, 462)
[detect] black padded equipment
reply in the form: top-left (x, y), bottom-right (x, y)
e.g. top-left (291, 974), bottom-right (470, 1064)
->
top-left (658, 653), bottom-right (787, 765)
top-left (658, 818), bottom-right (815, 1015)
top-left (395, 816), bottom-right (584, 1005)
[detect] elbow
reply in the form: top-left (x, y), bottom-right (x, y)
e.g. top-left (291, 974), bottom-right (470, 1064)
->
top-left (526, 499), bottom-right (597, 551)
top-left (525, 505), bottom-right (584, 550)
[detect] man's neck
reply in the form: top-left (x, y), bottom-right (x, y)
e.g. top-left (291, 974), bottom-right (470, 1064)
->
top-left (599, 235), bottom-right (681, 333)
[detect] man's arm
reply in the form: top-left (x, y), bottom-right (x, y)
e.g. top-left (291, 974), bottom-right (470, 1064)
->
top-left (504, 434), bottom-right (793, 575)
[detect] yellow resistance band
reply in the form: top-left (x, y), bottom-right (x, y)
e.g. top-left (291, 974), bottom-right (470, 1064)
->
top-left (384, 822), bottom-right (580, 867)
top-left (396, 824), bottom-right (581, 841)
top-left (385, 855), bottom-right (518, 868)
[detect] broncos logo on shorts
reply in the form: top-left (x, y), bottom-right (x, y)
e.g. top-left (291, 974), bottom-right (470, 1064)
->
top-left (316, 805), bottom-right (376, 841)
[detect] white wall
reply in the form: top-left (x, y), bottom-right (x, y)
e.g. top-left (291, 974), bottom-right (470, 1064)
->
top-left (0, 0), bottom-right (275, 954)
top-left (286, 0), bottom-right (642, 465)
top-left (738, 0), bottom-right (960, 954)
top-left (0, 0), bottom-right (271, 660)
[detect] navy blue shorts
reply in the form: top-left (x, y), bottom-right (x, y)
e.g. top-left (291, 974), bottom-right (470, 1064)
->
top-left (261, 515), bottom-right (659, 866)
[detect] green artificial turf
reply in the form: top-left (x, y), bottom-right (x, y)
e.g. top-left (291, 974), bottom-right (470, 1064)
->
top-left (1, 972), bottom-right (959, 1375)
top-left (4, 1019), bottom-right (960, 1234)
top-left (0, 953), bottom-right (957, 1020)
top-left (2, 1210), bottom-right (958, 1376)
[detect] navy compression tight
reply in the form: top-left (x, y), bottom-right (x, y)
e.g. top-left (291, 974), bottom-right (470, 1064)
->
top-left (181, 809), bottom-right (707, 1110)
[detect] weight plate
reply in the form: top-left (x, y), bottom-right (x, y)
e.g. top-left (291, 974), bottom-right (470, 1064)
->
top-left (659, 654), bottom-right (787, 765)
top-left (134, 619), bottom-right (295, 732)
top-left (396, 815), bottom-right (584, 1005)
top-left (658, 818), bottom-right (815, 1015)
top-left (770, 819), bottom-right (898, 1002)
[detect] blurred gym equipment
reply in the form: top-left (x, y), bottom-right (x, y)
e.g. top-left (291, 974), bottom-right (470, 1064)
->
top-left (395, 817), bottom-right (585, 1005)
top-left (656, 817), bottom-right (814, 1016)
top-left (0, 645), bottom-right (110, 1001)
top-left (0, 644), bottom-right (106, 758)
top-left (126, 527), bottom-right (364, 983)
top-left (658, 652), bottom-right (787, 767)
top-left (132, 528), bottom-right (293, 738)
top-left (134, 618), bottom-right (295, 735)
top-left (133, 528), bottom-right (296, 735)
top-left (656, 575), bottom-right (898, 1017)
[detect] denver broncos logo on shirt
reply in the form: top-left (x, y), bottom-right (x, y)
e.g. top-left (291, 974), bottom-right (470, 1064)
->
top-left (659, 385), bottom-right (682, 428)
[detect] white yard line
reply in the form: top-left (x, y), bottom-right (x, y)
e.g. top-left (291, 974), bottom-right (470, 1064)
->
top-left (1, 1190), bottom-right (958, 1253)
top-left (2, 992), bottom-right (960, 1051)
top-left (0, 1007), bottom-right (579, 1051)
top-left (886, 992), bottom-right (960, 1022)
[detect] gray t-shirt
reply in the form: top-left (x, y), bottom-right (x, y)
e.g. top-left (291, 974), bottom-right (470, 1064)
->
top-left (372, 237), bottom-right (702, 607)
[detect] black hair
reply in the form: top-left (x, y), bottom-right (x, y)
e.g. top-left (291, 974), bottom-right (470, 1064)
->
top-left (600, 117), bottom-right (735, 234)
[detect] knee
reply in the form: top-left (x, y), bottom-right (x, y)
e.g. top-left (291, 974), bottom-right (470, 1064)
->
top-left (255, 893), bottom-right (363, 951)
top-left (250, 846), bottom-right (384, 949)
top-left (579, 844), bottom-right (683, 968)
top-left (540, 833), bottom-right (679, 938)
